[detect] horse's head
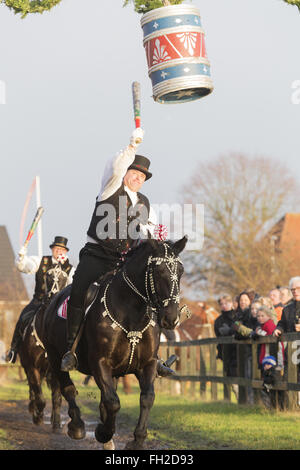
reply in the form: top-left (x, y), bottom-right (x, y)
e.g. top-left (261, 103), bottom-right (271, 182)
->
top-left (146, 236), bottom-right (188, 330)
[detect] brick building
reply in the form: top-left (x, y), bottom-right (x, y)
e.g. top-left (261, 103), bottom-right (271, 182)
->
top-left (269, 213), bottom-right (300, 279)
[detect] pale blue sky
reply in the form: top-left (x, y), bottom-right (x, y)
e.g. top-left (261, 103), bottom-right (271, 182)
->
top-left (1, 0), bottom-right (299, 275)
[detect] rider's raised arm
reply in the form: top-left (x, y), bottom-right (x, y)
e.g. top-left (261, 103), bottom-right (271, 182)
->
top-left (16, 253), bottom-right (42, 275)
top-left (97, 128), bottom-right (144, 202)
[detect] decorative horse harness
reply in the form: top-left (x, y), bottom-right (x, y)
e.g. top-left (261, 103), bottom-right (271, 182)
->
top-left (101, 242), bottom-right (183, 371)
top-left (28, 243), bottom-right (190, 370)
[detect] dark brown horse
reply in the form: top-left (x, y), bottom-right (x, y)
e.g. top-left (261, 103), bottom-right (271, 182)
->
top-left (18, 304), bottom-right (62, 431)
top-left (40, 237), bottom-right (187, 449)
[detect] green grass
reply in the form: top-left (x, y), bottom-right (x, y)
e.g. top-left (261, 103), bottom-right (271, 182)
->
top-left (0, 429), bottom-right (15, 450)
top-left (2, 368), bottom-right (300, 450)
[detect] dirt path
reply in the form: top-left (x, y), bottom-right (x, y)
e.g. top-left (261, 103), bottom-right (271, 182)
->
top-left (0, 400), bottom-right (171, 451)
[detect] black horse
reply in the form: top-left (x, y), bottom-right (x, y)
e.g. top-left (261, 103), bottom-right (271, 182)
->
top-left (40, 237), bottom-right (187, 450)
top-left (18, 304), bottom-right (62, 431)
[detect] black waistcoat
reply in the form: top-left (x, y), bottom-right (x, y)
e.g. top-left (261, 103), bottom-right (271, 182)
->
top-left (33, 256), bottom-right (72, 301)
top-left (87, 184), bottom-right (150, 255)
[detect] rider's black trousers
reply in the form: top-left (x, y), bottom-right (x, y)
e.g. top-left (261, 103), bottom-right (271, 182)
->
top-left (68, 243), bottom-right (121, 310)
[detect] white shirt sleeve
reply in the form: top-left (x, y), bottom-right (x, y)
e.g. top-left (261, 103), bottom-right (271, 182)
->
top-left (16, 255), bottom-right (42, 275)
top-left (67, 266), bottom-right (76, 285)
top-left (97, 145), bottom-right (136, 201)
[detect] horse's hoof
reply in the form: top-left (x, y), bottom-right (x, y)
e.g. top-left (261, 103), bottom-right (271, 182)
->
top-left (33, 415), bottom-right (43, 426)
top-left (95, 423), bottom-right (113, 444)
top-left (52, 424), bottom-right (63, 434)
top-left (67, 422), bottom-right (86, 440)
top-left (103, 439), bottom-right (115, 450)
top-left (125, 440), bottom-right (145, 450)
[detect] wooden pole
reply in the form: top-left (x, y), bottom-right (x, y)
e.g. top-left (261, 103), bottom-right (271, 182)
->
top-left (237, 344), bottom-right (247, 404)
top-left (251, 343), bottom-right (261, 404)
top-left (35, 176), bottom-right (43, 258)
top-left (222, 346), bottom-right (231, 401)
top-left (210, 344), bottom-right (218, 400)
top-left (287, 343), bottom-right (298, 410)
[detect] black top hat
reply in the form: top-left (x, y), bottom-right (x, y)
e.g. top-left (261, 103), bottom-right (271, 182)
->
top-left (127, 154), bottom-right (152, 180)
top-left (49, 236), bottom-right (69, 251)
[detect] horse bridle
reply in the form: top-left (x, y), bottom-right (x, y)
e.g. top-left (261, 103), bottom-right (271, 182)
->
top-left (122, 242), bottom-right (183, 312)
top-left (100, 243), bottom-right (184, 373)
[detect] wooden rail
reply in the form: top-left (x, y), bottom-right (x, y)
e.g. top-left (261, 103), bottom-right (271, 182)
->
top-left (158, 333), bottom-right (300, 410)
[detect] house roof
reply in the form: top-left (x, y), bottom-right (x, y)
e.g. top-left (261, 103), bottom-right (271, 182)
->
top-left (278, 213), bottom-right (300, 249)
top-left (0, 226), bottom-right (28, 301)
top-left (268, 213), bottom-right (300, 278)
top-left (270, 213), bottom-right (300, 251)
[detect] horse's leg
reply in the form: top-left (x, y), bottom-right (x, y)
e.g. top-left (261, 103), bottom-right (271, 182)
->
top-left (48, 370), bottom-right (62, 433)
top-left (47, 351), bottom-right (85, 439)
top-left (26, 367), bottom-right (46, 425)
top-left (28, 380), bottom-right (35, 416)
top-left (125, 360), bottom-right (156, 450)
top-left (93, 362), bottom-right (120, 444)
top-left (58, 369), bottom-right (86, 439)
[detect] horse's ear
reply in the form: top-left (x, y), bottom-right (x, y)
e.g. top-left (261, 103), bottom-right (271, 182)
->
top-left (172, 235), bottom-right (188, 255)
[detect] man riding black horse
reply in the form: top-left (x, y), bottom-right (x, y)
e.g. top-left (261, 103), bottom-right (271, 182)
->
top-left (60, 128), bottom-right (176, 376)
top-left (6, 236), bottom-right (75, 363)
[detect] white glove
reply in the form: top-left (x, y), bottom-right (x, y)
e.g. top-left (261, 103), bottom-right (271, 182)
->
top-left (18, 245), bottom-right (27, 260)
top-left (130, 128), bottom-right (144, 147)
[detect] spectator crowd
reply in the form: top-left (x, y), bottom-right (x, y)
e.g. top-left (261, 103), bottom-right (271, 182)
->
top-left (214, 276), bottom-right (300, 408)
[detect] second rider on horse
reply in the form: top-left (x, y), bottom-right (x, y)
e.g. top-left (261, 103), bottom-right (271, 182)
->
top-left (61, 128), bottom-right (176, 376)
top-left (6, 236), bottom-right (75, 363)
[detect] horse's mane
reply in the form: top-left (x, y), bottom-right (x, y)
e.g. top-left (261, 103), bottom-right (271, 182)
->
top-left (123, 239), bottom-right (174, 265)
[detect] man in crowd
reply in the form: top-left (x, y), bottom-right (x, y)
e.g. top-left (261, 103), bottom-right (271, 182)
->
top-left (279, 286), bottom-right (293, 307)
top-left (269, 288), bottom-right (283, 323)
top-left (214, 295), bottom-right (238, 398)
top-left (274, 277), bottom-right (300, 336)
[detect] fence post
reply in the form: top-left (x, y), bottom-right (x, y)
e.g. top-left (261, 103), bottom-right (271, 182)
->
top-left (190, 345), bottom-right (196, 397)
top-left (287, 341), bottom-right (298, 410)
top-left (237, 343), bottom-right (247, 404)
top-left (222, 345), bottom-right (231, 402)
top-left (180, 345), bottom-right (188, 395)
top-left (199, 344), bottom-right (207, 400)
top-left (209, 344), bottom-right (218, 400)
top-left (167, 345), bottom-right (178, 395)
top-left (251, 342), bottom-right (261, 404)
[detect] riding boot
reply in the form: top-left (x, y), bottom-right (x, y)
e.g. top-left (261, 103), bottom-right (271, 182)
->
top-left (60, 304), bottom-right (85, 372)
top-left (157, 354), bottom-right (178, 377)
top-left (5, 326), bottom-right (23, 363)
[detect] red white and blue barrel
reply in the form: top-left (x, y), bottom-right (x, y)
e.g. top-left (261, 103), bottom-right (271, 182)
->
top-left (141, 4), bottom-right (213, 104)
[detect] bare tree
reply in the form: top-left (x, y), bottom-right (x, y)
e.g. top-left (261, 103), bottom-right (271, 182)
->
top-left (181, 153), bottom-right (300, 298)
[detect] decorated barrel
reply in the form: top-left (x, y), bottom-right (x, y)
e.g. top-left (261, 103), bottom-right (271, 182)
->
top-left (141, 4), bottom-right (213, 104)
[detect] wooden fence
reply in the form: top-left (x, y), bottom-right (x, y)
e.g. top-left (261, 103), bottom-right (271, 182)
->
top-left (158, 333), bottom-right (300, 410)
